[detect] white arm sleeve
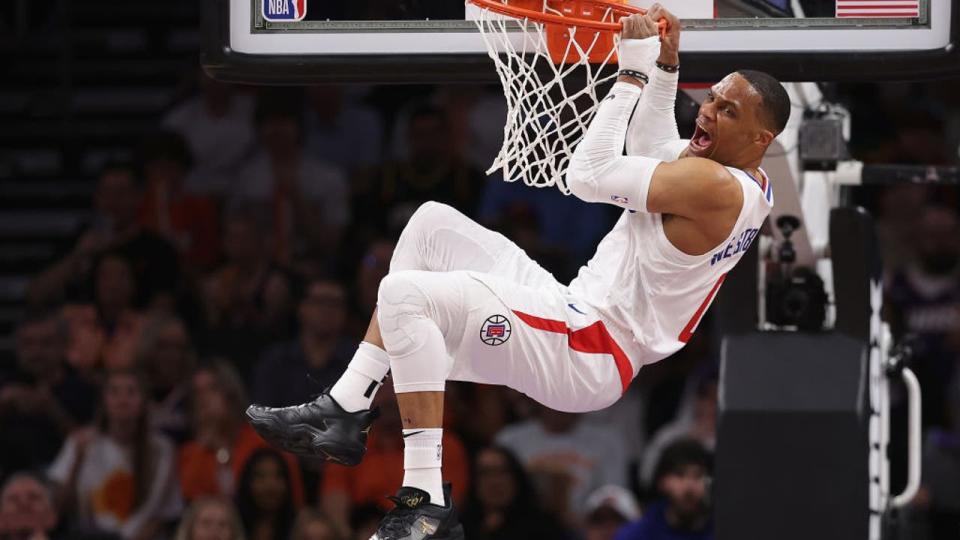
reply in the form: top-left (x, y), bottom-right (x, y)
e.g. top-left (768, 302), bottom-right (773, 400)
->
top-left (567, 82), bottom-right (663, 212)
top-left (626, 68), bottom-right (689, 161)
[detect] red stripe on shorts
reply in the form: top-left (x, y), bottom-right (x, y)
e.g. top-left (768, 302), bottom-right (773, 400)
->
top-left (512, 310), bottom-right (633, 393)
top-left (678, 273), bottom-right (727, 343)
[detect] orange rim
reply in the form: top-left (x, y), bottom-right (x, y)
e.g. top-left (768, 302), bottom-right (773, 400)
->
top-left (468, 0), bottom-right (664, 33)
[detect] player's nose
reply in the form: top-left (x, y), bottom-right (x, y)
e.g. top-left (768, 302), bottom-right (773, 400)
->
top-left (698, 104), bottom-right (717, 123)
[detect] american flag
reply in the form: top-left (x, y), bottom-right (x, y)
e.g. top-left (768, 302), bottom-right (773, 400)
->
top-left (836, 0), bottom-right (920, 18)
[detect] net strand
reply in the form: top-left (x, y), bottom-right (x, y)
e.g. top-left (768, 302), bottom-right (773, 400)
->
top-left (474, 1), bottom-right (621, 194)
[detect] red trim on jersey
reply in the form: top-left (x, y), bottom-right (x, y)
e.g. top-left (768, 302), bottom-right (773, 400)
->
top-left (511, 310), bottom-right (633, 393)
top-left (678, 273), bottom-right (727, 343)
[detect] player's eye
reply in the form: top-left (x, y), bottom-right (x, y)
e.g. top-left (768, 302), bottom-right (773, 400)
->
top-left (706, 92), bottom-right (714, 102)
top-left (724, 106), bottom-right (735, 116)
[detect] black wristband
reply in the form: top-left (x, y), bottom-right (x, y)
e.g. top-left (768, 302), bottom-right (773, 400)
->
top-left (618, 69), bottom-right (649, 84)
top-left (656, 61), bottom-right (680, 73)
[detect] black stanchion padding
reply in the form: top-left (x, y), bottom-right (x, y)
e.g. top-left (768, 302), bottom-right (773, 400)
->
top-left (717, 331), bottom-right (870, 540)
top-left (830, 207), bottom-right (883, 343)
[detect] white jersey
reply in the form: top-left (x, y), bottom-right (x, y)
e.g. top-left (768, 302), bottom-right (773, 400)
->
top-left (568, 166), bottom-right (774, 374)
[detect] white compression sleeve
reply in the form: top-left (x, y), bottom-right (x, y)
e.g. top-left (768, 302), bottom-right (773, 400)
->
top-left (626, 68), bottom-right (690, 161)
top-left (567, 82), bottom-right (663, 212)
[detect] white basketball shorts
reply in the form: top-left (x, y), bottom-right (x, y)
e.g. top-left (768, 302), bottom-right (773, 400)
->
top-left (388, 202), bottom-right (632, 413)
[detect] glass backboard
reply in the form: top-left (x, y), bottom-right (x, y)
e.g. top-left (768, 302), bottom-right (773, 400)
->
top-left (202, 0), bottom-right (959, 83)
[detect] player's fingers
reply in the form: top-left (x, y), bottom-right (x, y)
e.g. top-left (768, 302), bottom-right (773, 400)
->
top-left (618, 14), bottom-right (638, 37)
top-left (640, 14), bottom-right (658, 32)
top-left (647, 3), bottom-right (678, 30)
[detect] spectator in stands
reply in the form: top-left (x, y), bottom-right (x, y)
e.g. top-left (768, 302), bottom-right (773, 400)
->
top-left (61, 251), bottom-right (145, 373)
top-left (370, 105), bottom-right (485, 228)
top-left (641, 376), bottom-right (717, 490)
top-left (886, 204), bottom-right (960, 428)
top-left (0, 312), bottom-right (97, 474)
top-left (615, 439), bottom-right (713, 540)
top-left (386, 86), bottom-right (505, 171)
top-left (874, 184), bottom-right (931, 276)
top-left (477, 181), bottom-right (614, 279)
top-left (47, 369), bottom-right (182, 539)
top-left (174, 496), bottom-right (246, 540)
top-left (202, 210), bottom-right (295, 381)
top-left (461, 445), bottom-right (575, 540)
top-left (320, 383), bottom-right (468, 534)
top-left (916, 371), bottom-right (960, 539)
top-left (231, 88), bottom-right (349, 266)
top-left (136, 313), bottom-right (196, 443)
top-left (483, 200), bottom-right (575, 280)
top-left (163, 69), bottom-right (256, 198)
top-left (304, 85), bottom-right (384, 176)
top-left (28, 161), bottom-right (180, 310)
top-left (446, 385), bottom-right (517, 451)
top-left (137, 131), bottom-right (219, 269)
top-left (347, 505), bottom-right (384, 540)
top-left (348, 240), bottom-right (393, 339)
top-left (582, 486), bottom-right (640, 540)
top-left (235, 448), bottom-right (300, 540)
top-left (496, 403), bottom-right (629, 523)
top-left (252, 277), bottom-right (354, 407)
top-left (291, 508), bottom-right (345, 540)
top-left (0, 472), bottom-right (60, 540)
top-left (178, 361), bottom-right (304, 504)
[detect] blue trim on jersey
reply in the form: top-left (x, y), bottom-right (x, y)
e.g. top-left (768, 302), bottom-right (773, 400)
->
top-left (744, 169), bottom-right (774, 204)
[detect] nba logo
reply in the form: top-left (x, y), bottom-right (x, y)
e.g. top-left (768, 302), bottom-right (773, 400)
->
top-left (262, 0), bottom-right (306, 22)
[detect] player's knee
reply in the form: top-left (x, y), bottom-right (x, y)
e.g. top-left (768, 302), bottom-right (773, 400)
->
top-left (404, 201), bottom-right (458, 237)
top-left (377, 271), bottom-right (430, 319)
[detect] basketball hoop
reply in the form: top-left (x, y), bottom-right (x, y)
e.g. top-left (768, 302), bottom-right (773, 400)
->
top-left (469, 0), bottom-right (662, 193)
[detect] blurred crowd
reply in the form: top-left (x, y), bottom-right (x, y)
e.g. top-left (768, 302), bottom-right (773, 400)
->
top-left (0, 69), bottom-right (959, 540)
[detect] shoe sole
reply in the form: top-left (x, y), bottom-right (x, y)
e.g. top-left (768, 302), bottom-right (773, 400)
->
top-left (245, 408), bottom-right (365, 466)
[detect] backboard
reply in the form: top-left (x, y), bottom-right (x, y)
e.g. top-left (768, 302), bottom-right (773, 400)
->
top-left (202, 0), bottom-right (959, 84)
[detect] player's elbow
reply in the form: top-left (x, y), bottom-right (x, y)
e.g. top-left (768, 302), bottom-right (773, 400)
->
top-left (566, 156), bottom-right (600, 203)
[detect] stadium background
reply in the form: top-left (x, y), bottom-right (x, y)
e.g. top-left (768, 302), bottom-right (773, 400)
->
top-left (1, 1), bottom-right (959, 539)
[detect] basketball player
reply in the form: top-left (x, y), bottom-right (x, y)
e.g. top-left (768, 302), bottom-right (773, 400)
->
top-left (247, 5), bottom-right (788, 539)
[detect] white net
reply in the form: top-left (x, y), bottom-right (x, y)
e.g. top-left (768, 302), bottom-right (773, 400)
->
top-left (473, 1), bottom-right (623, 194)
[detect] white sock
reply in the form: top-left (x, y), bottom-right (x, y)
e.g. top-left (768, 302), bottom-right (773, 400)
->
top-left (402, 428), bottom-right (444, 506)
top-left (329, 342), bottom-right (390, 412)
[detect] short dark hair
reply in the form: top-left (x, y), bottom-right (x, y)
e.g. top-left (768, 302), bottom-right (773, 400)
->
top-left (653, 438), bottom-right (712, 490)
top-left (737, 70), bottom-right (791, 135)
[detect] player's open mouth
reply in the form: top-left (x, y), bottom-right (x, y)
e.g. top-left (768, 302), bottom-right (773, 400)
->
top-left (689, 122), bottom-right (715, 155)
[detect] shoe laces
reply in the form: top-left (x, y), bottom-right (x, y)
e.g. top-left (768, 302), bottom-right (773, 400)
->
top-left (380, 497), bottom-right (418, 537)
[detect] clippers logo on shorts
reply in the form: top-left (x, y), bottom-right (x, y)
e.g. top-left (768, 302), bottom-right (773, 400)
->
top-left (611, 195), bottom-right (629, 205)
top-left (480, 315), bottom-right (511, 346)
top-left (262, 0), bottom-right (306, 21)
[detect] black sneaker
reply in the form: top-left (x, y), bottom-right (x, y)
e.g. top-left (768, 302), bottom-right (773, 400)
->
top-left (371, 483), bottom-right (464, 540)
top-left (245, 392), bottom-right (378, 465)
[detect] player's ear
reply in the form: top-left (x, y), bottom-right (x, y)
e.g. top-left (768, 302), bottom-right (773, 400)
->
top-left (754, 127), bottom-right (775, 147)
